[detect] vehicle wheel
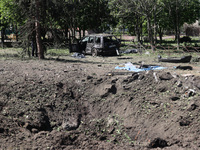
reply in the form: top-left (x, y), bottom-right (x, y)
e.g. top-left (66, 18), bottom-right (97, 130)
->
top-left (92, 49), bottom-right (98, 57)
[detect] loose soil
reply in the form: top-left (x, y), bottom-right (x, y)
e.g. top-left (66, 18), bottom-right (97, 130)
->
top-left (0, 53), bottom-right (200, 150)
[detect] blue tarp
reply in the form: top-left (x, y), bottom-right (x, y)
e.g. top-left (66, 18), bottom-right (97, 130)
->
top-left (115, 62), bottom-right (166, 72)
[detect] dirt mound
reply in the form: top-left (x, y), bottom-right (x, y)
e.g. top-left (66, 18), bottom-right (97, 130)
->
top-left (0, 59), bottom-right (200, 149)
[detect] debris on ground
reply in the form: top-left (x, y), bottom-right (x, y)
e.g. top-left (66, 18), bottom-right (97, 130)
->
top-left (179, 36), bottom-right (191, 43)
top-left (158, 72), bottom-right (174, 80)
top-left (71, 52), bottom-right (85, 58)
top-left (175, 65), bottom-right (193, 70)
top-left (183, 89), bottom-right (196, 97)
top-left (117, 57), bottom-right (133, 60)
top-left (122, 49), bottom-right (138, 54)
top-left (158, 55), bottom-right (192, 63)
top-left (115, 62), bottom-right (166, 72)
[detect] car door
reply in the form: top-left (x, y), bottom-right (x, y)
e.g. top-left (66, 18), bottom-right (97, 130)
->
top-left (86, 36), bottom-right (95, 54)
top-left (79, 36), bottom-right (89, 53)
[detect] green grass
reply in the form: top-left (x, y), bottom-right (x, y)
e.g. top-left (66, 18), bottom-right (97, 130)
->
top-left (0, 47), bottom-right (71, 60)
top-left (46, 48), bottom-right (70, 56)
top-left (0, 48), bottom-right (23, 60)
top-left (1, 40), bottom-right (200, 62)
top-left (0, 48), bottom-right (23, 54)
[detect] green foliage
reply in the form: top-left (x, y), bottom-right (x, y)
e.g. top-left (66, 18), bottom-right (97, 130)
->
top-left (108, 0), bottom-right (200, 48)
top-left (1, 0), bottom-right (200, 54)
top-left (0, 0), bottom-right (23, 28)
top-left (77, 0), bottom-right (116, 32)
top-left (162, 0), bottom-right (200, 30)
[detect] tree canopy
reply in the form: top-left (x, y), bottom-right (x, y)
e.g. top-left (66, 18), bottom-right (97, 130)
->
top-left (0, 0), bottom-right (200, 57)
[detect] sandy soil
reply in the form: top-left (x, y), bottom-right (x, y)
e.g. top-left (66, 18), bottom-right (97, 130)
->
top-left (0, 54), bottom-right (200, 150)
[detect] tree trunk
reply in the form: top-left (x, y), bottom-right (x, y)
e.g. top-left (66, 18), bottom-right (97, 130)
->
top-left (154, 12), bottom-right (157, 45)
top-left (176, 0), bottom-right (180, 50)
top-left (1, 28), bottom-right (5, 49)
top-left (158, 27), bottom-right (163, 44)
top-left (73, 28), bottom-right (76, 40)
top-left (35, 0), bottom-right (44, 59)
top-left (139, 22), bottom-right (143, 43)
top-left (65, 28), bottom-right (69, 46)
top-left (83, 29), bottom-right (85, 37)
top-left (147, 18), bottom-right (154, 51)
top-left (136, 16), bottom-right (142, 43)
top-left (15, 24), bottom-right (19, 41)
top-left (79, 29), bottom-right (81, 40)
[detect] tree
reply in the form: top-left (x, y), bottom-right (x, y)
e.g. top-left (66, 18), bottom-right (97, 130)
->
top-left (162, 0), bottom-right (200, 47)
top-left (110, 0), bottom-right (200, 49)
top-left (0, 0), bottom-right (20, 48)
top-left (72, 0), bottom-right (115, 35)
top-left (12, 0), bottom-right (59, 59)
top-left (35, 0), bottom-right (44, 59)
top-left (109, 0), bottom-right (163, 50)
top-left (52, 0), bottom-right (116, 43)
top-left (109, 0), bottom-right (144, 41)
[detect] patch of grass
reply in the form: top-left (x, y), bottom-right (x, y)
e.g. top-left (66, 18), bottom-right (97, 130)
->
top-left (0, 48), bottom-right (23, 53)
top-left (0, 48), bottom-right (23, 59)
top-left (46, 48), bottom-right (70, 56)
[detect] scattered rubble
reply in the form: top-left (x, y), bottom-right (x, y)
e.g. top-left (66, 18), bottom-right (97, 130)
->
top-left (175, 65), bottom-right (193, 70)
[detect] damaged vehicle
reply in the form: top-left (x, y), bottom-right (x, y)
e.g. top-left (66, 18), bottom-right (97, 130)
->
top-left (70, 34), bottom-right (120, 56)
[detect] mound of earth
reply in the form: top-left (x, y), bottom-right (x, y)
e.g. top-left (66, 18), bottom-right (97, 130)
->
top-left (0, 58), bottom-right (200, 150)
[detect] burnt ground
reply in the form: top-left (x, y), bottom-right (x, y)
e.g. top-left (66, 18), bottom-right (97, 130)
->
top-left (0, 53), bottom-right (200, 150)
